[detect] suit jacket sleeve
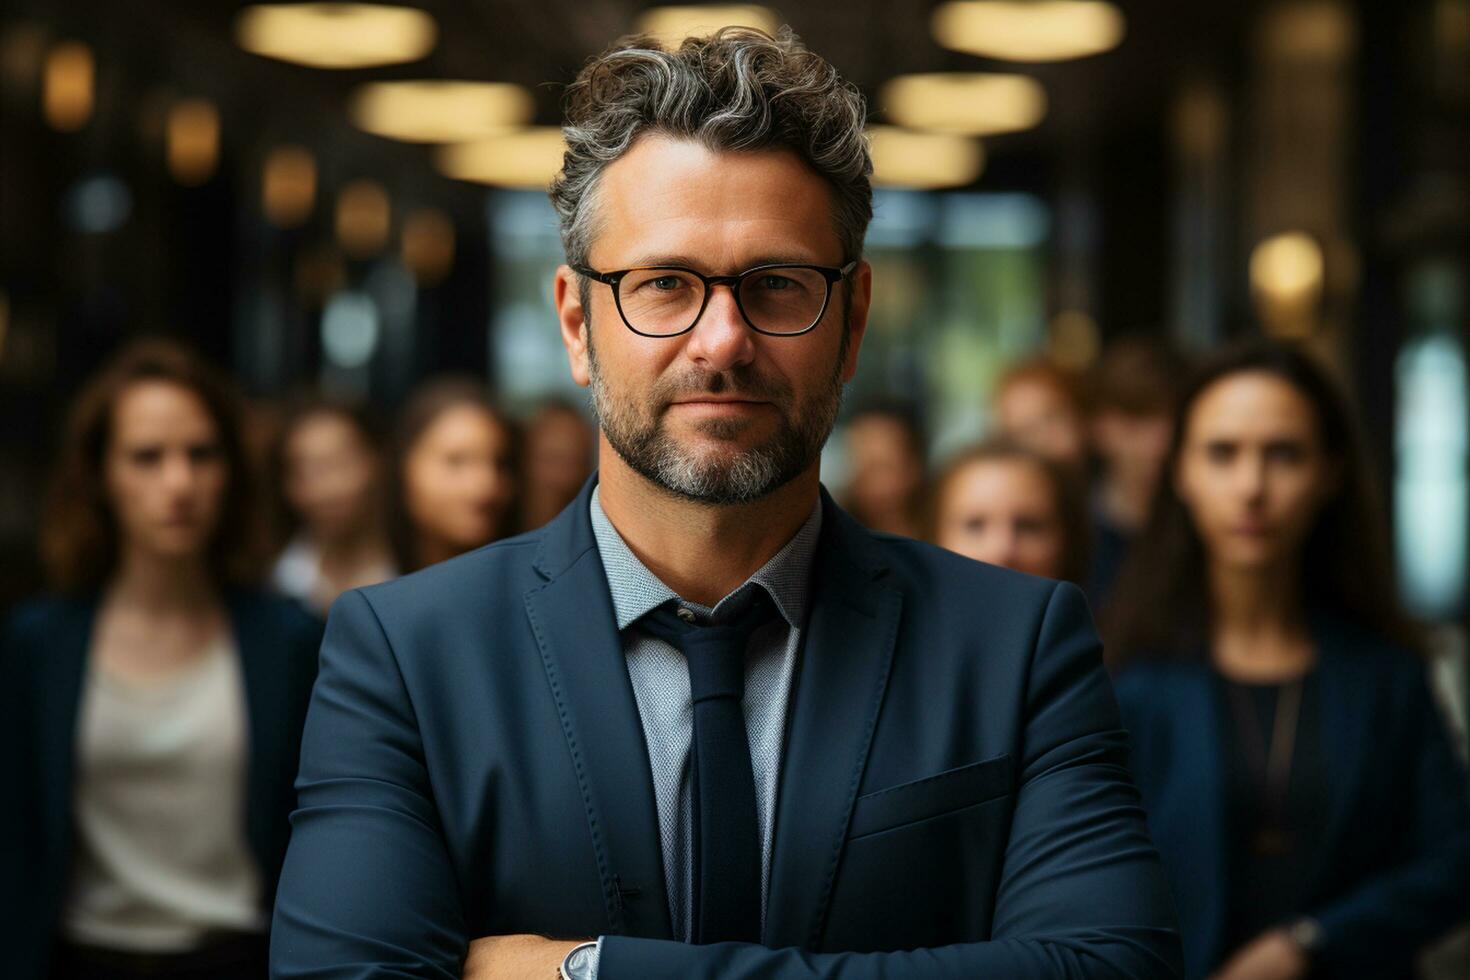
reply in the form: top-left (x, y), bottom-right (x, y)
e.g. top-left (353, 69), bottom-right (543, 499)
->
top-left (270, 588), bottom-right (469, 979)
top-left (1310, 662), bottom-right (1470, 972)
top-left (598, 582), bottom-right (1183, 979)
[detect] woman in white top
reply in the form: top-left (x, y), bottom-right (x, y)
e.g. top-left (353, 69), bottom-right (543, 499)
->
top-left (1, 340), bottom-right (321, 980)
top-left (271, 395), bottom-right (397, 616)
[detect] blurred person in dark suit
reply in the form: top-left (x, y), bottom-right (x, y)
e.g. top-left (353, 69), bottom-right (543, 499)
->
top-left (270, 27), bottom-right (1180, 980)
top-left (271, 394), bottom-right (396, 616)
top-left (839, 401), bottom-right (926, 538)
top-left (931, 439), bottom-right (1089, 584)
top-left (0, 340), bottom-right (321, 980)
top-left (1086, 337), bottom-right (1185, 608)
top-left (993, 358), bottom-right (1090, 473)
top-left (521, 398), bottom-right (596, 530)
top-left (1107, 339), bottom-right (1470, 980)
top-left (386, 377), bottom-right (520, 573)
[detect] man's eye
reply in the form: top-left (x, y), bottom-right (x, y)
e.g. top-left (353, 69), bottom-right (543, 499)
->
top-left (651, 276), bottom-right (684, 291)
top-left (131, 448), bottom-right (163, 466)
top-left (757, 275), bottom-right (794, 290)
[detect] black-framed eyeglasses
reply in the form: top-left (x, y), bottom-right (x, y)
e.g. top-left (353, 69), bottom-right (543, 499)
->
top-left (573, 261), bottom-right (858, 338)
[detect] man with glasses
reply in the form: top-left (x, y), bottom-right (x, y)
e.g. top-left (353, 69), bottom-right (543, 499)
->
top-left (272, 27), bottom-right (1181, 980)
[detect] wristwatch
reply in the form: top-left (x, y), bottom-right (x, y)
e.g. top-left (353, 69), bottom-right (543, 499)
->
top-left (558, 940), bottom-right (600, 980)
top-left (1286, 917), bottom-right (1324, 958)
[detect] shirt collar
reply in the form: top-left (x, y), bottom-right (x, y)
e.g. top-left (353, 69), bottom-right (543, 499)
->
top-left (589, 483), bottom-right (822, 632)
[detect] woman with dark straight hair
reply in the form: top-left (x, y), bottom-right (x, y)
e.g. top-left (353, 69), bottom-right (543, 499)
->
top-left (1106, 338), bottom-right (1470, 980)
top-left (1, 339), bottom-right (321, 980)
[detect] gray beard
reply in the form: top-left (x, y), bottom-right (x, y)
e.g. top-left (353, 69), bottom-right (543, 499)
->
top-left (586, 331), bottom-right (844, 506)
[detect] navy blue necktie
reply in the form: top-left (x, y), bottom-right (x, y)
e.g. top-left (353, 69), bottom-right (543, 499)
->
top-left (638, 590), bottom-right (778, 944)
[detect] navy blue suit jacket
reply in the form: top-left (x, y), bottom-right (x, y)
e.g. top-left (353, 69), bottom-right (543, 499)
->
top-left (271, 479), bottom-right (1181, 978)
top-left (1115, 619), bottom-right (1470, 979)
top-left (0, 589), bottom-right (322, 980)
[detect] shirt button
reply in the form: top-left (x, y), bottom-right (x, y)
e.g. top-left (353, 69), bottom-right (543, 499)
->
top-left (676, 607), bottom-right (697, 623)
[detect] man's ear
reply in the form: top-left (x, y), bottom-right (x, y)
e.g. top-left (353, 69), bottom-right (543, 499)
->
top-left (554, 265), bottom-right (591, 388)
top-left (840, 260), bottom-right (873, 384)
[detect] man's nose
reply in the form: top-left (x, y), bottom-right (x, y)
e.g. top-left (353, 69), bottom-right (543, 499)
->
top-left (682, 283), bottom-right (756, 372)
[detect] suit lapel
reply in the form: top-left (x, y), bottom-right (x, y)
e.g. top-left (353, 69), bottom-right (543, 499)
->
top-left (524, 478), bottom-right (673, 940)
top-left (227, 591), bottom-right (281, 864)
top-left (1310, 617), bottom-right (1374, 887)
top-left (35, 598), bottom-right (95, 861)
top-left (765, 493), bottom-right (900, 949)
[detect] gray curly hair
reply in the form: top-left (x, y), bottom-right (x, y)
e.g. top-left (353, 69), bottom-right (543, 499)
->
top-left (549, 26), bottom-right (873, 271)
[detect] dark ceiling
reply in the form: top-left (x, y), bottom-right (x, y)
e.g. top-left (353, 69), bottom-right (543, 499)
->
top-left (7, 0), bottom-right (1259, 198)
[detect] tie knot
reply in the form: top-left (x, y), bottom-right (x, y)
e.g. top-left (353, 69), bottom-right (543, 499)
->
top-left (638, 589), bottom-right (780, 703)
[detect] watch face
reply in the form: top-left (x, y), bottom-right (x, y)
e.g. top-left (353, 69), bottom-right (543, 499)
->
top-left (562, 943), bottom-right (598, 980)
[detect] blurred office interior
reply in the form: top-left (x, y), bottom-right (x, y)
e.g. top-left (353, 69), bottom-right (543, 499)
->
top-left (1, 0), bottom-right (1468, 652)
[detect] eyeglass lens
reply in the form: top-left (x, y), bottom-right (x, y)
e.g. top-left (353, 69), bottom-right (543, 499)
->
top-left (616, 267), bottom-right (830, 335)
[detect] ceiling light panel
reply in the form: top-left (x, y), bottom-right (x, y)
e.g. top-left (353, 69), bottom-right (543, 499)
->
top-left (350, 80), bottom-right (534, 143)
top-left (236, 3), bottom-right (436, 69)
top-left (932, 1), bottom-right (1125, 62)
top-left (881, 72), bottom-right (1046, 136)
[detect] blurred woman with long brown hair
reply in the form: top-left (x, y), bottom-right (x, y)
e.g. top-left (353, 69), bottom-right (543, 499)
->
top-left (0, 340), bottom-right (321, 980)
top-left (1106, 339), bottom-right (1470, 980)
top-left (271, 394), bottom-right (397, 615)
top-left (386, 377), bottom-right (520, 573)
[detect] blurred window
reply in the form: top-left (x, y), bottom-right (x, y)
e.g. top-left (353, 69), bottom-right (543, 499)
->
top-left (1395, 261), bottom-right (1469, 621)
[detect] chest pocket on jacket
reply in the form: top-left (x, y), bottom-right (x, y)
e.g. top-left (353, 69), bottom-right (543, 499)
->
top-left (825, 753), bottom-right (1015, 953)
top-left (848, 752), bottom-right (1013, 840)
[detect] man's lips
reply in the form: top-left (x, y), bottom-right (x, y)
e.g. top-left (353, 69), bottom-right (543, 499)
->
top-left (669, 397), bottom-right (769, 408)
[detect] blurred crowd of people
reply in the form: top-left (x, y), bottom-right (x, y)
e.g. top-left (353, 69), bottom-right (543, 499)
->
top-left (3, 331), bottom-right (1469, 979)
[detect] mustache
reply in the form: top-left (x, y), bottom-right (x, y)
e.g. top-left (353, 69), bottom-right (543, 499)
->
top-left (652, 366), bottom-right (792, 406)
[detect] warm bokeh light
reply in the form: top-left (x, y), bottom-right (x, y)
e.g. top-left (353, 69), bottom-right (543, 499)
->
top-left (1250, 232), bottom-right (1325, 302)
top-left (436, 128), bottom-right (568, 189)
top-left (262, 145), bottom-right (318, 228)
top-left (349, 80), bottom-right (534, 144)
top-left (932, 1), bottom-right (1126, 62)
top-left (401, 208), bottom-right (456, 286)
top-left (634, 5), bottom-right (782, 47)
top-left (867, 126), bottom-right (985, 189)
top-left (336, 179), bottom-right (392, 258)
top-left (166, 99), bottom-right (221, 186)
top-left (881, 73), bottom-right (1047, 136)
top-left (235, 3), bottom-right (436, 69)
top-left (1252, 231), bottom-right (1325, 337)
top-left (42, 41), bottom-right (94, 132)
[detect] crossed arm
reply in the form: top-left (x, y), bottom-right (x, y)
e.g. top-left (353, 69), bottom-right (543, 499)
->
top-left (271, 584), bottom-right (1181, 979)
